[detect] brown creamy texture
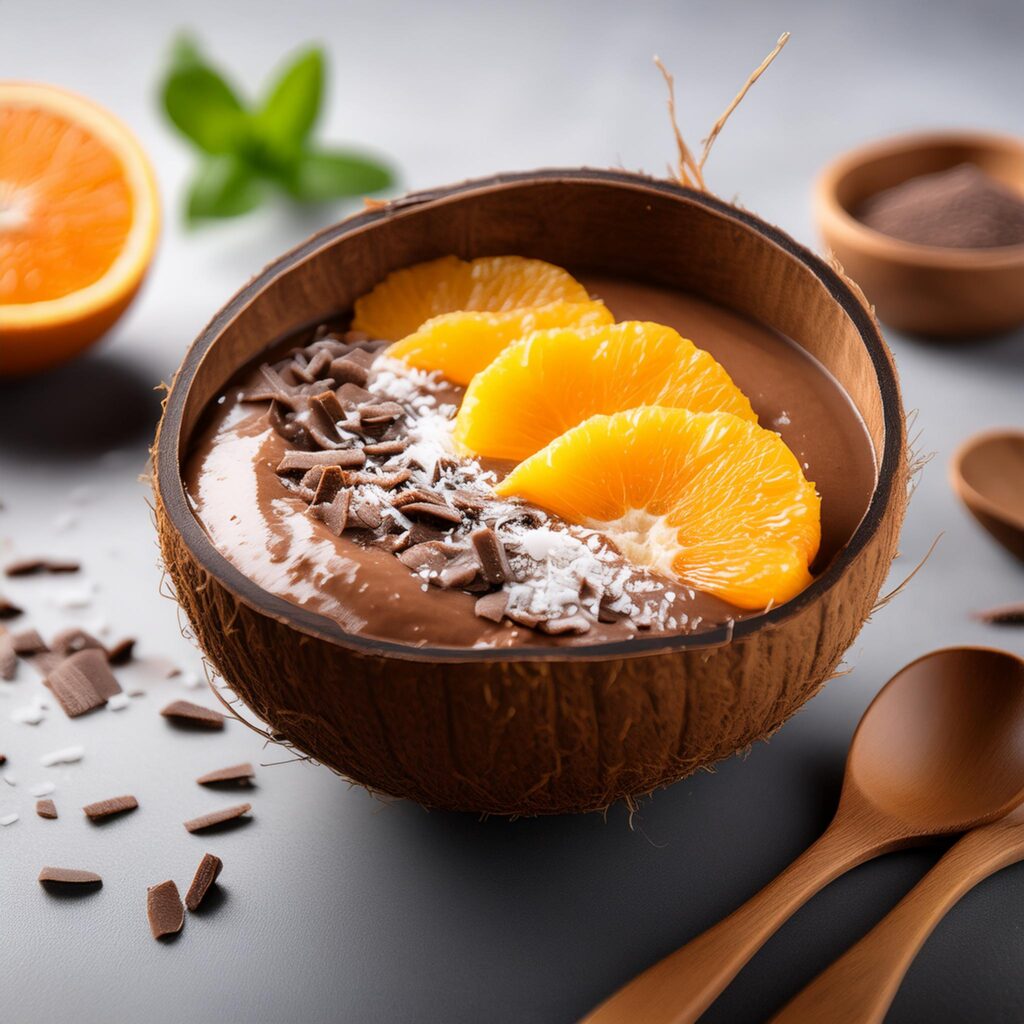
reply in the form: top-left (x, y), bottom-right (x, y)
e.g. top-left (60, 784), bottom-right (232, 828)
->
top-left (184, 276), bottom-right (877, 649)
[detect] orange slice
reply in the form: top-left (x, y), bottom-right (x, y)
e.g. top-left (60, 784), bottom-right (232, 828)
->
top-left (0, 82), bottom-right (160, 376)
top-left (495, 406), bottom-right (820, 610)
top-left (454, 321), bottom-right (757, 462)
top-left (351, 255), bottom-right (591, 340)
top-left (386, 299), bottom-right (613, 385)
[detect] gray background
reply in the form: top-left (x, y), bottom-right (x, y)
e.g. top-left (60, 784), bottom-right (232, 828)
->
top-left (1, 1), bottom-right (1023, 1021)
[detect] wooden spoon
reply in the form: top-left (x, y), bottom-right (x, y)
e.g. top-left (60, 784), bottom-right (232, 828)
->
top-left (951, 428), bottom-right (1024, 562)
top-left (770, 801), bottom-right (1024, 1024)
top-left (580, 647), bottom-right (1024, 1024)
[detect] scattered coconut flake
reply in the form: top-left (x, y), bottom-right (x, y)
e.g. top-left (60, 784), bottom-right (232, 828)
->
top-left (30, 781), bottom-right (56, 797)
top-left (0, 812), bottom-right (18, 826)
top-left (11, 696), bottom-right (47, 725)
top-left (40, 745), bottom-right (85, 767)
top-left (107, 693), bottom-right (130, 711)
top-left (52, 511), bottom-right (79, 532)
top-left (54, 585), bottom-right (95, 610)
top-left (4, 772), bottom-right (17, 787)
top-left (179, 670), bottom-right (204, 690)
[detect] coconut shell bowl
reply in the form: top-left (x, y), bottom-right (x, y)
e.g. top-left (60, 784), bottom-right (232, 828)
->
top-left (154, 169), bottom-right (907, 816)
top-left (815, 131), bottom-right (1024, 337)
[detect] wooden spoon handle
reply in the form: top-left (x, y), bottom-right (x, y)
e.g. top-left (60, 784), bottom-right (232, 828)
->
top-left (580, 817), bottom-right (893, 1024)
top-left (770, 827), bottom-right (1024, 1024)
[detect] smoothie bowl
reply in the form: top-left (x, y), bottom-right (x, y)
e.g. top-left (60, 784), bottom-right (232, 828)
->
top-left (154, 169), bottom-right (907, 815)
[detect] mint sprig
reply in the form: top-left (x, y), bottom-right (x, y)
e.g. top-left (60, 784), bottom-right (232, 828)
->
top-left (160, 35), bottom-right (395, 223)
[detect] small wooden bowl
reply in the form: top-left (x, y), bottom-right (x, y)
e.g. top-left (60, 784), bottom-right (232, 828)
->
top-left (154, 170), bottom-right (908, 815)
top-left (951, 428), bottom-right (1024, 562)
top-left (815, 131), bottom-right (1024, 337)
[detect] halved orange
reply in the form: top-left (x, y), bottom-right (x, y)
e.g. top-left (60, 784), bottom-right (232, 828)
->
top-left (495, 406), bottom-right (820, 610)
top-left (386, 299), bottom-right (613, 385)
top-left (454, 321), bottom-right (757, 462)
top-left (0, 82), bottom-right (160, 376)
top-left (351, 255), bottom-right (591, 340)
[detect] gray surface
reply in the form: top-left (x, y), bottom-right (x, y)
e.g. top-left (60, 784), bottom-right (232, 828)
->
top-left (1, 1), bottom-right (1023, 1021)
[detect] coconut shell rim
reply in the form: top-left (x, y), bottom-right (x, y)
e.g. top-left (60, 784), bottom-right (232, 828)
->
top-left (155, 167), bottom-right (905, 665)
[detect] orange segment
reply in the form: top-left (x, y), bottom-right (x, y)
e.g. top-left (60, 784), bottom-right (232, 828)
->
top-left (454, 321), bottom-right (757, 462)
top-left (495, 407), bottom-right (820, 610)
top-left (387, 299), bottom-right (613, 385)
top-left (351, 255), bottom-right (591, 340)
top-left (0, 82), bottom-right (160, 376)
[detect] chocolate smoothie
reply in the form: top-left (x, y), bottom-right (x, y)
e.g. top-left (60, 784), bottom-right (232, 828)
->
top-left (184, 276), bottom-right (877, 650)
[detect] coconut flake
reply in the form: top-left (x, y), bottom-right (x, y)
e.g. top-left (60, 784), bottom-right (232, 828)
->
top-left (40, 745), bottom-right (85, 767)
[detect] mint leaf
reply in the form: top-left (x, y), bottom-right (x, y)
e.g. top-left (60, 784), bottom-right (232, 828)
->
top-left (162, 38), bottom-right (249, 155)
top-left (255, 47), bottom-right (324, 162)
top-left (186, 156), bottom-right (265, 223)
top-left (286, 149), bottom-right (393, 203)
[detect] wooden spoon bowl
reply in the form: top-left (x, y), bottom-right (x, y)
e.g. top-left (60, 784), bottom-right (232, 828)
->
top-left (816, 131), bottom-right (1024, 337)
top-left (951, 428), bottom-right (1024, 562)
top-left (153, 170), bottom-right (908, 815)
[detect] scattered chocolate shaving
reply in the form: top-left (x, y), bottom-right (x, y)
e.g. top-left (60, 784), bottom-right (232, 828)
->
top-left (438, 555), bottom-right (480, 590)
top-left (974, 603), bottom-right (1024, 625)
top-left (343, 329), bottom-right (372, 345)
top-left (276, 449), bottom-right (365, 473)
top-left (185, 853), bottom-right (224, 912)
top-left (12, 629), bottom-right (47, 656)
top-left (161, 700), bottom-right (225, 730)
top-left (268, 398), bottom-right (313, 447)
top-left (471, 527), bottom-right (513, 584)
top-left (196, 762), bottom-right (255, 786)
top-left (400, 501), bottom-right (462, 526)
top-left (361, 438), bottom-right (408, 456)
top-left (376, 531), bottom-right (411, 554)
top-left (329, 357), bottom-right (370, 387)
top-left (406, 522), bottom-right (445, 546)
top-left (106, 637), bottom-right (136, 665)
top-left (341, 468), bottom-right (412, 490)
top-left (0, 630), bottom-right (16, 680)
top-left (0, 594), bottom-right (23, 619)
top-left (0, 753), bottom-right (6, 765)
top-left (358, 401), bottom-right (404, 425)
top-left (51, 627), bottom-right (105, 657)
top-left (310, 489), bottom-right (351, 536)
top-left (309, 390), bottom-right (346, 434)
top-left (336, 383), bottom-right (375, 409)
top-left (475, 590), bottom-right (509, 623)
top-left (184, 803), bottom-right (252, 833)
top-left (83, 794), bottom-right (138, 821)
top-left (2, 556), bottom-right (80, 577)
top-left (299, 466), bottom-right (325, 491)
top-left (541, 615), bottom-right (592, 635)
top-left (505, 607), bottom-right (543, 628)
top-left (45, 649), bottom-right (119, 716)
top-left (450, 489), bottom-right (486, 513)
top-left (39, 867), bottom-right (101, 886)
top-left (147, 880), bottom-right (185, 939)
top-left (36, 799), bottom-right (58, 819)
top-left (313, 465), bottom-right (345, 505)
top-left (392, 488), bottom-right (447, 509)
top-left (349, 499), bottom-right (383, 530)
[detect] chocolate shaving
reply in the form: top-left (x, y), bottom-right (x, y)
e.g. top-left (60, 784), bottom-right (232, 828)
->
top-left (504, 607), bottom-right (543, 628)
top-left (474, 590), bottom-right (509, 623)
top-left (349, 499), bottom-right (383, 530)
top-left (36, 798), bottom-right (58, 819)
top-left (471, 527), bottom-right (513, 584)
top-left (147, 880), bottom-right (185, 939)
top-left (51, 627), bottom-right (105, 658)
top-left (185, 853), bottom-right (224, 911)
top-left (392, 488), bottom-right (447, 509)
top-left (161, 700), bottom-right (225, 730)
top-left (106, 637), bottom-right (136, 665)
top-left (0, 594), bottom-right (23, 619)
top-left (0, 753), bottom-right (6, 765)
top-left (438, 555), bottom-right (480, 590)
top-left (5, 558), bottom-right (79, 576)
top-left (974, 603), bottom-right (1024, 625)
top-left (358, 401), bottom-right (404, 425)
top-left (299, 466), bottom-right (325, 491)
top-left (376, 531), bottom-right (411, 553)
top-left (83, 794), bottom-right (138, 821)
top-left (406, 522), bottom-right (445, 547)
top-left (184, 803), bottom-right (252, 833)
top-left (450, 489), bottom-right (487, 513)
top-left (313, 465), bottom-right (345, 505)
top-left (309, 389), bottom-right (346, 430)
top-left (342, 468), bottom-right (412, 490)
top-left (39, 867), bottom-right (101, 886)
top-left (45, 649), bottom-right (119, 716)
top-left (398, 542), bottom-right (452, 575)
top-left (310, 489), bottom-right (351, 536)
top-left (0, 630), bottom-right (15, 680)
top-left (268, 399), bottom-right (313, 447)
top-left (400, 501), bottom-right (462, 526)
top-left (343, 329), bottom-right (372, 346)
top-left (196, 762), bottom-right (255, 786)
top-left (336, 383), bottom-right (375, 409)
top-left (541, 615), bottom-right (592, 635)
top-left (329, 357), bottom-right (370, 387)
top-left (277, 449), bottom-right (365, 473)
top-left (361, 438), bottom-right (409, 456)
